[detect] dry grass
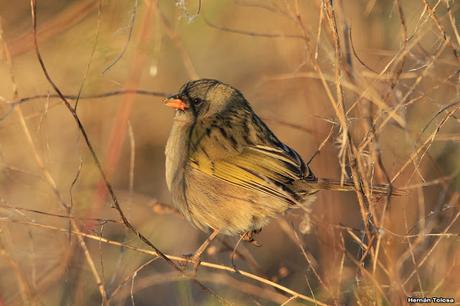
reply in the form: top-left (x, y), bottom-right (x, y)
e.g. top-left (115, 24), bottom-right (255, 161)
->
top-left (0, 0), bottom-right (459, 305)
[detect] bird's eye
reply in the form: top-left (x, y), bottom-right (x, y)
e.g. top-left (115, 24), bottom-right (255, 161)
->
top-left (193, 98), bottom-right (204, 106)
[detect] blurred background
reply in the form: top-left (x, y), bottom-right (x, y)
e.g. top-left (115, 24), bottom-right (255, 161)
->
top-left (0, 0), bottom-right (459, 305)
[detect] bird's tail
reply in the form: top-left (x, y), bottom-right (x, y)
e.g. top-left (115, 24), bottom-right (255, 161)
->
top-left (300, 178), bottom-right (406, 196)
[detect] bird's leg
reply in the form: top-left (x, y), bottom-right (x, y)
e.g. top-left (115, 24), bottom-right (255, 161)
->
top-left (188, 229), bottom-right (220, 274)
top-left (241, 228), bottom-right (262, 247)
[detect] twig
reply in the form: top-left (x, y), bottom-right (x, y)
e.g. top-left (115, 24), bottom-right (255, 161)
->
top-left (0, 204), bottom-right (119, 224)
top-left (158, 4), bottom-right (199, 79)
top-left (127, 121), bottom-right (135, 219)
top-left (421, 0), bottom-right (459, 62)
top-left (103, 0), bottom-right (138, 73)
top-left (402, 211), bottom-right (460, 286)
top-left (1, 218), bottom-right (328, 306)
top-left (203, 15), bottom-right (304, 40)
top-left (0, 89), bottom-right (169, 121)
top-left (107, 257), bottom-right (159, 304)
top-left (6, 89), bottom-right (169, 106)
top-left (0, 246), bottom-right (38, 306)
top-left (29, 1), bottom-right (229, 303)
top-left (391, 103), bottom-right (460, 183)
top-left (8, 0), bottom-right (98, 56)
top-left (74, 0), bottom-right (103, 110)
top-left (307, 124), bottom-right (334, 165)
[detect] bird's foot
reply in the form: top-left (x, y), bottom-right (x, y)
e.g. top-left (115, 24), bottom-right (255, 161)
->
top-left (182, 229), bottom-right (220, 276)
top-left (181, 253), bottom-right (202, 277)
top-left (241, 229), bottom-right (262, 247)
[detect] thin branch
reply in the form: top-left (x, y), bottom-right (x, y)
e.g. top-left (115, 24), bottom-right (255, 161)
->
top-left (0, 218), bottom-right (328, 306)
top-left (74, 0), bottom-right (103, 110)
top-left (203, 14), bottom-right (304, 40)
top-left (402, 211), bottom-right (460, 286)
top-left (103, 0), bottom-right (139, 74)
top-left (0, 89), bottom-right (169, 121)
top-left (0, 204), bottom-right (119, 224)
top-left (29, 0), bottom-right (221, 300)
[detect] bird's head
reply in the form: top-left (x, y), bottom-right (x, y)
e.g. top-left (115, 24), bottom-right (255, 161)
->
top-left (164, 79), bottom-right (247, 121)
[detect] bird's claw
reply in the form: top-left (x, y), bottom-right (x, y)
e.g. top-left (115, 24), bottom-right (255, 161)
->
top-left (241, 229), bottom-right (262, 247)
top-left (181, 253), bottom-right (202, 277)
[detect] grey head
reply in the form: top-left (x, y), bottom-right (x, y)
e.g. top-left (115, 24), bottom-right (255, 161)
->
top-left (165, 79), bottom-right (249, 122)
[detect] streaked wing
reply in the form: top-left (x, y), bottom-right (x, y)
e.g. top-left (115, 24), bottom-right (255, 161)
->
top-left (188, 110), bottom-right (312, 204)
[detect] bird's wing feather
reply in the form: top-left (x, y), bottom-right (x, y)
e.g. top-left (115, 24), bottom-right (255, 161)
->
top-left (188, 112), bottom-right (311, 204)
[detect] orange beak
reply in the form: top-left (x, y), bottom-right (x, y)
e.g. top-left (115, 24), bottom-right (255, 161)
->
top-left (164, 98), bottom-right (188, 111)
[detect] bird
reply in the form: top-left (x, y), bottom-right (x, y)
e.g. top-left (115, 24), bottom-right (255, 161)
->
top-left (164, 79), bottom-right (402, 260)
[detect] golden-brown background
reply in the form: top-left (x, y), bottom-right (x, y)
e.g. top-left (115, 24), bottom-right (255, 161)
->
top-left (0, 0), bottom-right (459, 305)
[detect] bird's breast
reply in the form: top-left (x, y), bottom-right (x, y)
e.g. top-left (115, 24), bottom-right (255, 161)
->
top-left (165, 118), bottom-right (193, 192)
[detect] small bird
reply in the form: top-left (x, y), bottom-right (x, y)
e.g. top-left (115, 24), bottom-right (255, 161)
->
top-left (164, 79), bottom-right (400, 243)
